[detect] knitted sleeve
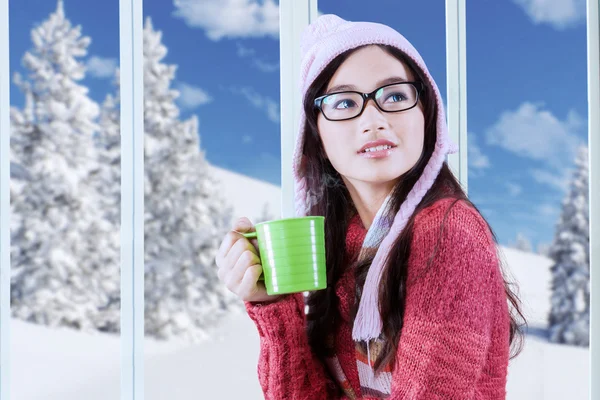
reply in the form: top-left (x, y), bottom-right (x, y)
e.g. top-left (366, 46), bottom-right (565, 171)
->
top-left (389, 200), bottom-right (508, 399)
top-left (244, 293), bottom-right (340, 400)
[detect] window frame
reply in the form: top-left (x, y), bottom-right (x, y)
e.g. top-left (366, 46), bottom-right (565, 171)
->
top-left (586, 0), bottom-right (599, 398)
top-left (0, 0), bottom-right (10, 396)
top-left (119, 0), bottom-right (144, 398)
top-left (446, 0), bottom-right (468, 193)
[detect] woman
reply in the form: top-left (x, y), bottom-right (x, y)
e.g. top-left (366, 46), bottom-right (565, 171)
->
top-left (216, 14), bottom-right (526, 399)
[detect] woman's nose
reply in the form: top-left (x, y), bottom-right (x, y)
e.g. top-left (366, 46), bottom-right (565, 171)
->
top-left (358, 100), bottom-right (387, 133)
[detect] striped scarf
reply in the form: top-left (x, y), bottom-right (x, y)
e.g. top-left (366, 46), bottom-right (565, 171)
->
top-left (325, 194), bottom-right (395, 399)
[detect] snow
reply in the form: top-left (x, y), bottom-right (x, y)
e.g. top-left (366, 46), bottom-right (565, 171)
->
top-left (209, 164), bottom-right (282, 221)
top-left (8, 168), bottom-right (589, 400)
top-left (500, 246), bottom-right (553, 327)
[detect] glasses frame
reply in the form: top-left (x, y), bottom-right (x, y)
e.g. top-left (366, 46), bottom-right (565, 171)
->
top-left (313, 81), bottom-right (424, 122)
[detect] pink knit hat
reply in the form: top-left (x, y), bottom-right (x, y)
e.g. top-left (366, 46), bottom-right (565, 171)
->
top-left (293, 14), bottom-right (458, 342)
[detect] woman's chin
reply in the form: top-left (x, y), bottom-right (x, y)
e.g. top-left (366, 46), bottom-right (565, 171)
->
top-left (352, 173), bottom-right (405, 188)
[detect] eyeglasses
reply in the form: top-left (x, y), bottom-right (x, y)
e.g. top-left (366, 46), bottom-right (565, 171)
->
top-left (314, 81), bottom-right (424, 121)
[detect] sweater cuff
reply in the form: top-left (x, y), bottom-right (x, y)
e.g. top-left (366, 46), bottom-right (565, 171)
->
top-left (244, 293), bottom-right (306, 340)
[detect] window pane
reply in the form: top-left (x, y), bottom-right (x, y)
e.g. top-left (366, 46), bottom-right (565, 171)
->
top-left (466, 1), bottom-right (590, 398)
top-left (142, 1), bottom-right (280, 398)
top-left (9, 0), bottom-right (121, 398)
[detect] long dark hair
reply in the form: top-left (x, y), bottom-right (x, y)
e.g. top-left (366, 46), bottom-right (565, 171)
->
top-left (303, 44), bottom-right (526, 373)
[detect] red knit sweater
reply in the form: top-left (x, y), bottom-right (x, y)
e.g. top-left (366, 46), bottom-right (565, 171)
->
top-left (245, 198), bottom-right (510, 399)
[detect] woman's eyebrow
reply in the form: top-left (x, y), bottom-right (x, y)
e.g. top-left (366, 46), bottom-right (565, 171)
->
top-left (326, 76), bottom-right (409, 94)
top-left (376, 76), bottom-right (408, 87)
top-left (326, 83), bottom-right (356, 94)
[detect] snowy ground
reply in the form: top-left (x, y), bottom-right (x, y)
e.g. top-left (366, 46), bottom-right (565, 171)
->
top-left (9, 169), bottom-right (590, 399)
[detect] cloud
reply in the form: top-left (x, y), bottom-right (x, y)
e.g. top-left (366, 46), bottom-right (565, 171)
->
top-left (512, 0), bottom-right (586, 30)
top-left (173, 0), bottom-right (279, 40)
top-left (232, 86), bottom-right (280, 123)
top-left (176, 83), bottom-right (213, 109)
top-left (86, 56), bottom-right (117, 79)
top-left (253, 59), bottom-right (279, 73)
top-left (242, 135), bottom-right (253, 143)
top-left (485, 102), bottom-right (584, 171)
top-left (467, 133), bottom-right (491, 177)
top-left (485, 102), bottom-right (587, 194)
top-left (510, 201), bottom-right (561, 225)
top-left (530, 167), bottom-right (571, 192)
top-left (539, 203), bottom-right (560, 217)
top-left (236, 42), bottom-right (256, 57)
top-left (236, 42), bottom-right (279, 73)
top-left (506, 182), bottom-right (522, 197)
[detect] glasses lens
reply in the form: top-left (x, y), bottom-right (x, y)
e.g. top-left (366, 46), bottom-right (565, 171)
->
top-left (375, 83), bottom-right (418, 111)
top-left (321, 92), bottom-right (363, 120)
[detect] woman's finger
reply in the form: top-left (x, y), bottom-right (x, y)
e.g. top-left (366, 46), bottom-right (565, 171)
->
top-left (216, 230), bottom-right (241, 267)
top-left (232, 217), bottom-right (255, 233)
top-left (238, 264), bottom-right (264, 300)
top-left (224, 236), bottom-right (258, 274)
top-left (229, 249), bottom-right (261, 289)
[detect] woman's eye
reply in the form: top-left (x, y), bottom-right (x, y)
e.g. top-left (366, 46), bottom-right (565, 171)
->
top-left (386, 93), bottom-right (407, 103)
top-left (334, 99), bottom-right (357, 109)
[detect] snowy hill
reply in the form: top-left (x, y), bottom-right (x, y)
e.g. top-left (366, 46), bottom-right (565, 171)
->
top-left (499, 246), bottom-right (554, 327)
top-left (210, 164), bottom-right (282, 222)
top-left (9, 168), bottom-right (589, 399)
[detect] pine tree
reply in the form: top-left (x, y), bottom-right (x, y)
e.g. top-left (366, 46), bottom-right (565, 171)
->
top-left (90, 69), bottom-right (122, 332)
top-left (142, 17), bottom-right (234, 342)
top-left (9, 84), bottom-right (34, 273)
top-left (547, 145), bottom-right (590, 346)
top-left (10, 0), bottom-right (109, 331)
top-left (94, 69), bottom-right (121, 224)
top-left (513, 232), bottom-right (533, 252)
top-left (537, 242), bottom-right (551, 257)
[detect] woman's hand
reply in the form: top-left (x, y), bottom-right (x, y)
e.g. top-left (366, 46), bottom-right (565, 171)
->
top-left (216, 217), bottom-right (282, 304)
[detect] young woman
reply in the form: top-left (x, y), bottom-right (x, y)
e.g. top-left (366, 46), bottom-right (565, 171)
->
top-left (216, 14), bottom-right (526, 400)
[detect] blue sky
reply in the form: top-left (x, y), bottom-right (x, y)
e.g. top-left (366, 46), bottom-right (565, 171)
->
top-left (9, 0), bottom-right (589, 249)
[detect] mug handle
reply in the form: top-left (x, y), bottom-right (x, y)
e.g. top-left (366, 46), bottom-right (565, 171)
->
top-left (240, 231), bottom-right (264, 281)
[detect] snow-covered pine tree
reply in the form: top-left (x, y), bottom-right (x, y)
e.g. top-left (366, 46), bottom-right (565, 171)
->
top-left (547, 145), bottom-right (590, 346)
top-left (10, 0), bottom-right (110, 331)
top-left (94, 69), bottom-right (121, 224)
top-left (513, 232), bottom-right (533, 252)
top-left (537, 242), bottom-right (551, 257)
top-left (142, 17), bottom-right (234, 342)
top-left (9, 82), bottom-right (34, 274)
top-left (90, 68), bottom-right (122, 333)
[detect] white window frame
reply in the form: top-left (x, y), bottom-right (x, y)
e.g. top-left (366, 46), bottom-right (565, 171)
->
top-left (119, 0), bottom-right (144, 399)
top-left (0, 0), bottom-right (10, 397)
top-left (587, 0), bottom-right (599, 398)
top-left (446, 0), bottom-right (468, 194)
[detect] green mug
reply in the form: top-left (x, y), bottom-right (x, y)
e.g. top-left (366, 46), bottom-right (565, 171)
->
top-left (242, 216), bottom-right (327, 295)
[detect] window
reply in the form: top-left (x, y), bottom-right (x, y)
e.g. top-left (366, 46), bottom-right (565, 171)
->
top-left (466, 0), bottom-right (593, 397)
top-left (6, 0), bottom-right (121, 398)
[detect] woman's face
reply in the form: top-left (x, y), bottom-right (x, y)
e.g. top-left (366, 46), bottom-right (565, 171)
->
top-left (317, 45), bottom-right (425, 191)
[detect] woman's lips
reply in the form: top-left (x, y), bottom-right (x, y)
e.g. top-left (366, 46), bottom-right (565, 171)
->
top-left (358, 145), bottom-right (396, 159)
